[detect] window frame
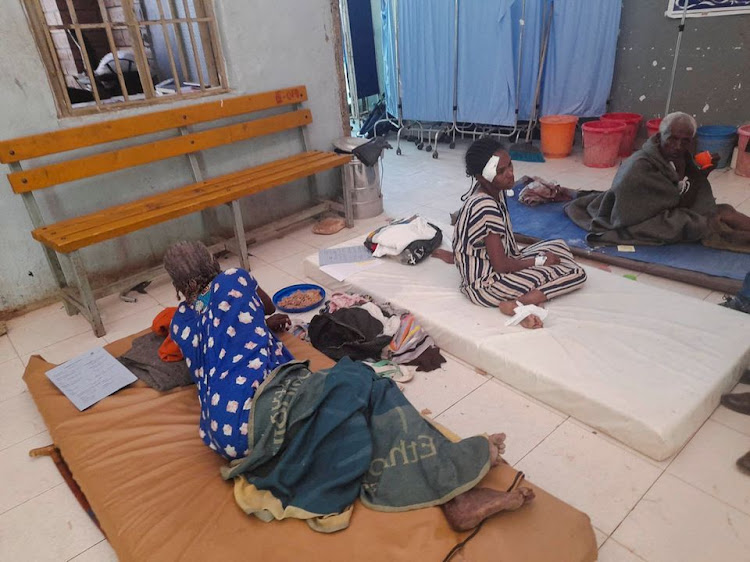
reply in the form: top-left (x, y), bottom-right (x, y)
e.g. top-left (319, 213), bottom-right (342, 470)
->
top-left (22, 0), bottom-right (229, 118)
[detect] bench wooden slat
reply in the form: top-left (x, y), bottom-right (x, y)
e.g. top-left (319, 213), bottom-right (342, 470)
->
top-left (38, 151), bottom-right (329, 238)
top-left (10, 110), bottom-right (313, 193)
top-left (0, 86), bottom-right (308, 164)
top-left (33, 152), bottom-right (350, 253)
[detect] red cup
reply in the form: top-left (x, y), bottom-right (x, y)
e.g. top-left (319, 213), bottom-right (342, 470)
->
top-left (695, 151), bottom-right (713, 170)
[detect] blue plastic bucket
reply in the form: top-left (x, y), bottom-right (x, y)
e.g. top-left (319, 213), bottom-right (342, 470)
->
top-left (696, 125), bottom-right (738, 169)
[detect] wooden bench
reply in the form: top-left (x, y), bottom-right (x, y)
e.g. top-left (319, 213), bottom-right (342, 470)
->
top-left (0, 85), bottom-right (351, 337)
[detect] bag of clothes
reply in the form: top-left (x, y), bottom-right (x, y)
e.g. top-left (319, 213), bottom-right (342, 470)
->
top-left (364, 215), bottom-right (443, 265)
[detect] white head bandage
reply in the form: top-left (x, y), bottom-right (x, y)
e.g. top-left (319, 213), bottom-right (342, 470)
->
top-left (482, 155), bottom-right (501, 183)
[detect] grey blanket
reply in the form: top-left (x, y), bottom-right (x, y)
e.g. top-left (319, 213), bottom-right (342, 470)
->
top-left (118, 332), bottom-right (193, 391)
top-left (564, 136), bottom-right (717, 245)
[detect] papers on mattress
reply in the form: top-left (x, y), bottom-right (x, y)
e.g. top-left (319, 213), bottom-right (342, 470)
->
top-left (46, 347), bottom-right (137, 410)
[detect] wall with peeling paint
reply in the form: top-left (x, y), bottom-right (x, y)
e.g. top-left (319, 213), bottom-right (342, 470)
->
top-left (0, 0), bottom-right (345, 314)
top-left (611, 0), bottom-right (749, 129)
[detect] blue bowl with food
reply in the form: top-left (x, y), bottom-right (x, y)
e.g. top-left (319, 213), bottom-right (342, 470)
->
top-left (272, 283), bottom-right (326, 313)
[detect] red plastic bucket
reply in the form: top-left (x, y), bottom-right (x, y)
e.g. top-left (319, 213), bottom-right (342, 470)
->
top-left (582, 120), bottom-right (626, 168)
top-left (736, 124), bottom-right (750, 177)
top-left (646, 118), bottom-right (662, 138)
top-left (601, 112), bottom-right (642, 156)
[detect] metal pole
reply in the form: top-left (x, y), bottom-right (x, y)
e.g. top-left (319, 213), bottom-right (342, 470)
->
top-left (393, 0), bottom-right (403, 127)
top-left (665, 1), bottom-right (689, 116)
top-left (340, 0), bottom-right (360, 127)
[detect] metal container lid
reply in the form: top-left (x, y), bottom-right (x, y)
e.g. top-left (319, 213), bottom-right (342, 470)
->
top-left (332, 136), bottom-right (369, 153)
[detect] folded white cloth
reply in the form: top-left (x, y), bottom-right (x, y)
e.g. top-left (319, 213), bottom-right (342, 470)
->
top-left (504, 302), bottom-right (549, 327)
top-left (371, 217), bottom-right (436, 258)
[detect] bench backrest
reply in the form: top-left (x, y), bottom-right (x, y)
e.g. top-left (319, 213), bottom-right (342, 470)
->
top-left (0, 86), bottom-right (311, 193)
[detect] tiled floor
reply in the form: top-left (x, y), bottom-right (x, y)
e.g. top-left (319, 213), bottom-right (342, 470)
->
top-left (1, 137), bottom-right (749, 561)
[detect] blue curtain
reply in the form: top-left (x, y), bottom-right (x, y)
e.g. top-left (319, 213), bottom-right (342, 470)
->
top-left (381, 0), bottom-right (398, 116)
top-left (457, 0), bottom-right (516, 125)
top-left (540, 0), bottom-right (622, 117)
top-left (511, 0), bottom-right (544, 121)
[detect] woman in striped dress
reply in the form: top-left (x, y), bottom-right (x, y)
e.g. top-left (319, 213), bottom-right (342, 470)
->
top-left (451, 138), bottom-right (586, 329)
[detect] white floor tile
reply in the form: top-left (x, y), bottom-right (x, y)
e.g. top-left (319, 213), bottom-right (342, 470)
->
top-left (712, 382), bottom-right (750, 436)
top-left (0, 484), bottom-right (104, 562)
top-left (249, 263), bottom-right (303, 297)
top-left (248, 236), bottom-right (315, 262)
top-left (101, 305), bottom-right (164, 344)
top-left (0, 335), bottom-right (18, 364)
top-left (0, 392), bottom-right (47, 451)
top-left (287, 222), bottom-right (365, 250)
top-left (69, 540), bottom-right (118, 562)
top-left (0, 431), bottom-right (62, 515)
top-left (704, 290), bottom-right (729, 305)
top-left (613, 474), bottom-right (750, 562)
top-left (273, 250), bottom-right (318, 280)
top-left (515, 419), bottom-right (661, 535)
top-left (7, 303), bottom-right (93, 356)
top-left (144, 274), bottom-right (181, 308)
top-left (21, 331), bottom-right (107, 367)
top-left (594, 527), bottom-right (609, 549)
top-left (96, 291), bottom-right (160, 324)
top-left (399, 355), bottom-right (487, 418)
top-left (598, 539), bottom-right (646, 561)
top-left (435, 378), bottom-right (566, 465)
top-left (667, 420), bottom-right (750, 516)
top-left (0, 358), bottom-right (27, 404)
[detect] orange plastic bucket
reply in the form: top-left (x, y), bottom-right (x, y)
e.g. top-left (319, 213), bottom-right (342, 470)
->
top-left (601, 112), bottom-right (642, 157)
top-left (539, 115), bottom-right (578, 158)
top-left (736, 124), bottom-right (750, 177)
top-left (582, 120), bottom-right (626, 168)
top-left (646, 118), bottom-right (662, 138)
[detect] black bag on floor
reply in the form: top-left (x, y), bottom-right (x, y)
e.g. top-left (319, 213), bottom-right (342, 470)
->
top-left (309, 308), bottom-right (392, 361)
top-left (364, 216), bottom-right (443, 265)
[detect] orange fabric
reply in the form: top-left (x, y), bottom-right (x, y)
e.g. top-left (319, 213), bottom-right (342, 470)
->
top-left (152, 307), bottom-right (183, 362)
top-left (23, 332), bottom-right (597, 562)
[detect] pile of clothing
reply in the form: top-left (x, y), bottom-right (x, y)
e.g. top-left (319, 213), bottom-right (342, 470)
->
top-left (307, 292), bottom-right (446, 372)
top-left (364, 215), bottom-right (443, 265)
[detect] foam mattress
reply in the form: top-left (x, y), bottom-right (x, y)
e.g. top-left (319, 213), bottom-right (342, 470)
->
top-left (304, 234), bottom-right (750, 460)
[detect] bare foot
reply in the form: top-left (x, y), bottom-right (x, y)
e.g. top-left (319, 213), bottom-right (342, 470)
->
top-left (488, 433), bottom-right (506, 467)
top-left (431, 249), bottom-right (455, 264)
top-left (498, 301), bottom-right (544, 329)
top-left (442, 487), bottom-right (536, 532)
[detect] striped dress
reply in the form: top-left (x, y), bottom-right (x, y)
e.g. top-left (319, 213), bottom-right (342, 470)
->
top-left (452, 191), bottom-right (586, 307)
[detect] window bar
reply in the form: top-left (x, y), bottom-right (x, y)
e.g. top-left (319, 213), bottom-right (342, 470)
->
top-left (28, 0), bottom-right (75, 113)
top-left (180, 0), bottom-right (207, 90)
top-left (121, 0), bottom-right (156, 98)
top-left (95, 0), bottom-right (130, 102)
top-left (62, 0), bottom-right (103, 108)
top-left (192, 0), bottom-right (221, 87)
top-left (202, 1), bottom-right (228, 88)
top-left (166, 0), bottom-right (192, 90)
top-left (153, 0), bottom-right (183, 94)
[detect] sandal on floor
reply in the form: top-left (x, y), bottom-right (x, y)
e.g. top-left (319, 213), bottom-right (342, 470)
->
top-left (720, 392), bottom-right (750, 416)
top-left (367, 360), bottom-right (414, 383)
top-left (737, 451), bottom-right (750, 475)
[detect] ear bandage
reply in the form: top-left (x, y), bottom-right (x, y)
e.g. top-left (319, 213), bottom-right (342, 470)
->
top-left (482, 155), bottom-right (501, 183)
top-left (504, 301), bottom-right (549, 327)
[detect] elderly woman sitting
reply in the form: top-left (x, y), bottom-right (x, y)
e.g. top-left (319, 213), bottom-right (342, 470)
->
top-left (164, 241), bottom-right (294, 460)
top-left (565, 112), bottom-right (750, 248)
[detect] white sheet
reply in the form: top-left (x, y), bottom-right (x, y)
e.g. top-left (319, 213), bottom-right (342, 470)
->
top-left (303, 233), bottom-right (750, 460)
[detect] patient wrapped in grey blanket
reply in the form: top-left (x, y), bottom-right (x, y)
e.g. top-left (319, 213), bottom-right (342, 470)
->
top-left (564, 136), bottom-right (716, 246)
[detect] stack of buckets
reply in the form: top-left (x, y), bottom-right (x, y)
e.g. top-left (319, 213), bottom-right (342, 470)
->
top-left (581, 113), bottom-right (642, 168)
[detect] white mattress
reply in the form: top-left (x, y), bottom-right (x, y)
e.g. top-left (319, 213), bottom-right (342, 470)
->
top-left (304, 233), bottom-right (750, 460)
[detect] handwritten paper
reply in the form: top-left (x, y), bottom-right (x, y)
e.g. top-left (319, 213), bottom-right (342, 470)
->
top-left (46, 347), bottom-right (137, 411)
top-left (318, 245), bottom-right (373, 266)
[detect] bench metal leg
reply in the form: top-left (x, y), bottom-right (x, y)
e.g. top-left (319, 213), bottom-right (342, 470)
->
top-left (231, 200), bottom-right (250, 271)
top-left (42, 246), bottom-right (78, 317)
top-left (66, 251), bottom-right (106, 337)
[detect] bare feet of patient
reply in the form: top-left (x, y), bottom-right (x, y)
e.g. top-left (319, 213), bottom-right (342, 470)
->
top-left (498, 301), bottom-right (544, 329)
top-left (443, 487), bottom-right (536, 532)
top-left (488, 433), bottom-right (506, 467)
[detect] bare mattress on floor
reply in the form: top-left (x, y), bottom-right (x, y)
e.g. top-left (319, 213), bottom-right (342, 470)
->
top-left (24, 331), bottom-right (596, 562)
top-left (304, 233), bottom-right (750, 461)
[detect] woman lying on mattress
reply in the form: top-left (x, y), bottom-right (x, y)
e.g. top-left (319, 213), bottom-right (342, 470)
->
top-left (163, 240), bottom-right (535, 532)
top-left (164, 241), bottom-right (294, 460)
top-left (435, 137), bottom-right (587, 329)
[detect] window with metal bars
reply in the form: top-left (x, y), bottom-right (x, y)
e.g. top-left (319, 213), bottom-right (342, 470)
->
top-left (23, 0), bottom-right (228, 116)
